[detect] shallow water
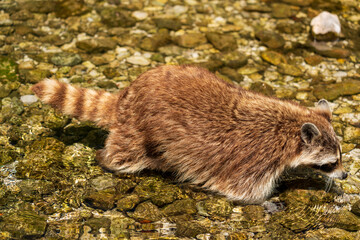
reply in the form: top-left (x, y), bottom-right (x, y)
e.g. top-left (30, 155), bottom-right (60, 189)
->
top-left (0, 0), bottom-right (360, 239)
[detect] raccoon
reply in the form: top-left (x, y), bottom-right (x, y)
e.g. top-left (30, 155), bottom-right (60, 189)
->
top-left (31, 65), bottom-right (347, 203)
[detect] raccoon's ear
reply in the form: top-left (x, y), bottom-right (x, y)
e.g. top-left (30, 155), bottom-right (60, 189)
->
top-left (301, 123), bottom-right (321, 145)
top-left (315, 99), bottom-right (332, 121)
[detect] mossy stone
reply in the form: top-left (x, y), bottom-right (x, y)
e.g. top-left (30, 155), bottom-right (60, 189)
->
top-left (51, 52), bottom-right (82, 66)
top-left (261, 51), bottom-right (287, 66)
top-left (100, 8), bottom-right (136, 28)
top-left (17, 179), bottom-right (54, 201)
top-left (343, 126), bottom-right (360, 143)
top-left (278, 63), bottom-right (303, 77)
top-left (0, 210), bottom-right (47, 239)
top-left (153, 17), bottom-right (181, 30)
top-left (55, 0), bottom-right (89, 18)
top-left (250, 81), bottom-right (275, 96)
top-left (84, 189), bottom-right (116, 210)
top-left (162, 199), bottom-right (197, 216)
top-left (0, 81), bottom-right (20, 98)
top-left (197, 198), bottom-right (232, 219)
top-left (24, 69), bottom-right (52, 83)
top-left (133, 177), bottom-right (184, 206)
top-left (255, 30), bottom-right (285, 49)
top-left (206, 32), bottom-right (237, 51)
top-left (313, 80), bottom-right (360, 101)
top-left (1, 97), bottom-right (24, 120)
top-left (116, 194), bottom-right (140, 211)
top-left (0, 57), bottom-right (18, 83)
top-left (131, 201), bottom-right (162, 222)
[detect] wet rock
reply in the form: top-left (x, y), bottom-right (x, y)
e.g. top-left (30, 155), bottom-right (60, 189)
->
top-left (132, 11), bottom-right (148, 21)
top-left (1, 97), bottom-right (24, 121)
top-left (309, 42), bottom-right (350, 59)
top-left (206, 32), bottom-right (237, 51)
top-left (100, 8), bottom-right (136, 28)
top-left (280, 189), bottom-right (335, 206)
top-left (0, 210), bottom-right (47, 239)
top-left (22, 0), bottom-right (56, 13)
top-left (42, 108), bottom-right (69, 129)
top-left (153, 17), bottom-right (181, 30)
top-left (17, 179), bottom-right (54, 201)
top-left (323, 210), bottom-right (360, 231)
top-left (281, 0), bottom-right (313, 6)
top-left (51, 52), bottom-right (82, 66)
top-left (131, 201), bottom-right (162, 222)
top-left (249, 81), bottom-right (275, 96)
top-left (175, 33), bottom-right (207, 48)
top-left (271, 3), bottom-right (298, 18)
top-left (313, 80), bottom-right (360, 100)
top-left (116, 194), bottom-right (140, 211)
top-left (139, 29), bottom-right (171, 52)
top-left (16, 138), bottom-right (65, 180)
top-left (0, 81), bottom-right (20, 98)
top-left (305, 228), bottom-right (355, 240)
top-left (243, 5), bottom-right (272, 12)
top-left (45, 221), bottom-right (82, 239)
top-left (55, 0), bottom-right (89, 18)
top-left (158, 45), bottom-right (184, 56)
top-left (84, 189), bottom-right (116, 210)
top-left (261, 51), bottom-right (287, 66)
top-left (343, 126), bottom-right (360, 143)
top-left (110, 214), bottom-right (135, 237)
top-left (220, 51), bottom-right (248, 69)
top-left (255, 30), bottom-right (285, 49)
top-left (276, 20), bottom-right (304, 34)
top-left (24, 69), bottom-right (51, 83)
top-left (162, 199), bottom-right (197, 216)
top-left (277, 63), bottom-right (303, 77)
top-left (219, 67), bottom-right (244, 83)
top-left (243, 205), bottom-right (265, 222)
top-left (10, 9), bottom-right (33, 21)
top-left (90, 175), bottom-right (116, 191)
top-left (62, 143), bottom-right (97, 174)
top-left (175, 221), bottom-right (208, 238)
top-left (126, 56), bottom-right (150, 66)
top-left (351, 200), bottom-right (360, 217)
top-left (76, 38), bottom-right (117, 53)
top-left (133, 177), bottom-right (184, 206)
top-left (197, 198), bottom-right (232, 219)
top-left (115, 179), bottom-right (137, 194)
top-left (305, 55), bottom-right (323, 66)
top-left (97, 80), bottom-right (118, 89)
top-left (20, 95), bottom-right (37, 105)
top-left (84, 217), bottom-right (111, 233)
top-left (0, 57), bottom-right (18, 83)
top-left (311, 11), bottom-right (341, 41)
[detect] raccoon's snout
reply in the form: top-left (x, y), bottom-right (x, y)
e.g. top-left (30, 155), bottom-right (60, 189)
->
top-left (340, 171), bottom-right (348, 180)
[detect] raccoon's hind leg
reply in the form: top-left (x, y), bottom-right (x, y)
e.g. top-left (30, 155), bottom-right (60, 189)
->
top-left (96, 126), bottom-right (154, 173)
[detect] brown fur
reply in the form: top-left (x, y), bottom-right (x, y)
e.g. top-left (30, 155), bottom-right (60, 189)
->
top-left (31, 65), bottom-right (345, 203)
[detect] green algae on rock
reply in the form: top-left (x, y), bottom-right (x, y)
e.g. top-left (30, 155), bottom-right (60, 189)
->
top-left (0, 57), bottom-right (18, 83)
top-left (0, 210), bottom-right (47, 239)
top-left (313, 80), bottom-right (360, 100)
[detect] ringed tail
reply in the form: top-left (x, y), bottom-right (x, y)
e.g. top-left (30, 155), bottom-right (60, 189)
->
top-left (31, 79), bottom-right (118, 128)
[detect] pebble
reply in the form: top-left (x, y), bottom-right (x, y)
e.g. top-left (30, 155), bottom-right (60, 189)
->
top-left (131, 11), bottom-right (148, 21)
top-left (126, 56), bottom-right (150, 66)
top-left (311, 11), bottom-right (341, 35)
top-left (20, 95), bottom-right (38, 105)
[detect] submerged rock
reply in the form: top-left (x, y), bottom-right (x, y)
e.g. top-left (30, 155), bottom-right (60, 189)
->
top-left (175, 33), bottom-right (207, 48)
top-left (255, 30), bottom-right (285, 49)
top-left (261, 51), bottom-right (287, 66)
top-left (197, 197), bottom-right (232, 219)
top-left (162, 199), bottom-right (197, 216)
top-left (0, 57), bottom-right (18, 83)
top-left (206, 32), bottom-right (237, 51)
top-left (0, 210), bottom-right (47, 239)
top-left (313, 80), bottom-right (360, 100)
top-left (131, 201), bottom-right (162, 222)
top-left (51, 52), bottom-right (82, 66)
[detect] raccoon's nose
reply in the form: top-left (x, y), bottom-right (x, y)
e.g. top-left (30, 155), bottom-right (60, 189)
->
top-left (341, 172), bottom-right (348, 180)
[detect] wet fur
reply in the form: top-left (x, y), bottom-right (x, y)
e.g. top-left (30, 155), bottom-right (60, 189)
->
top-left (31, 65), bottom-right (341, 203)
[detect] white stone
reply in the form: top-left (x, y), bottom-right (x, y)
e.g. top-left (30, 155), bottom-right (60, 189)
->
top-left (132, 11), bottom-right (148, 20)
top-left (166, 5), bottom-right (188, 16)
top-left (310, 11), bottom-right (341, 35)
top-left (126, 56), bottom-right (150, 66)
top-left (20, 95), bottom-right (38, 105)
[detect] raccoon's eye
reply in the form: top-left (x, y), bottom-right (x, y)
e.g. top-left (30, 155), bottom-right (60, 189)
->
top-left (311, 161), bottom-right (337, 172)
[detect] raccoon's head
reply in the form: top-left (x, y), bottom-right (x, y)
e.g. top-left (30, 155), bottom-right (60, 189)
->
top-left (295, 99), bottom-right (348, 180)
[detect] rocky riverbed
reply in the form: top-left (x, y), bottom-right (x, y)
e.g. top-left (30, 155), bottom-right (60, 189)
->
top-left (0, 0), bottom-right (360, 239)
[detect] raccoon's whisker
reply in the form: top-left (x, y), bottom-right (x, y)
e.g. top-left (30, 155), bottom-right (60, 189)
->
top-left (325, 177), bottom-right (333, 193)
